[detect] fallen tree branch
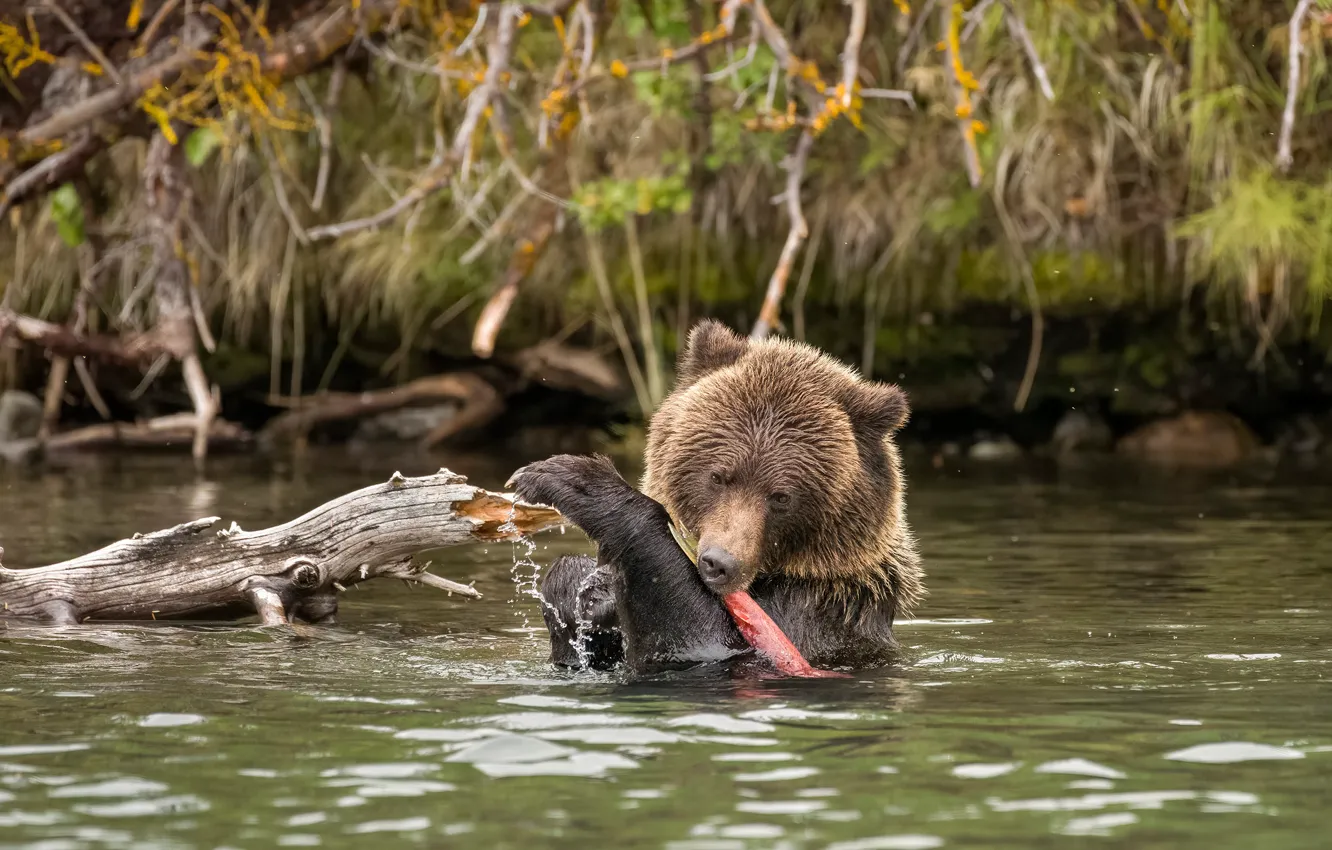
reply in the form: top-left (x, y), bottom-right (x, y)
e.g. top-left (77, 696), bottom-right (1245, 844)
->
top-left (1277, 0), bottom-right (1316, 173)
top-left (471, 209), bottom-right (558, 358)
top-left (0, 469), bottom-right (564, 625)
top-left (260, 372), bottom-right (503, 447)
top-left (0, 413), bottom-right (253, 464)
top-left (0, 308), bottom-right (162, 367)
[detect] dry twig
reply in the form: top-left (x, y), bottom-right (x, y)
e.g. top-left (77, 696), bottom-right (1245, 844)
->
top-left (838, 0), bottom-right (868, 108)
top-left (751, 130), bottom-right (814, 340)
top-left (1277, 0), bottom-right (1317, 173)
top-left (40, 0), bottom-right (124, 85)
top-left (1001, 0), bottom-right (1054, 102)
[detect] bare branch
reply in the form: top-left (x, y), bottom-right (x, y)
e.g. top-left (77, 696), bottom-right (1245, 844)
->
top-left (1001, 0), bottom-right (1054, 102)
top-left (137, 0), bottom-right (183, 53)
top-left (0, 134), bottom-right (99, 219)
top-left (455, 4), bottom-right (491, 57)
top-left (19, 37), bottom-right (205, 144)
top-left (704, 22), bottom-right (759, 82)
top-left (1277, 0), bottom-right (1317, 173)
top-left (471, 208), bottom-right (558, 358)
top-left (306, 163), bottom-right (452, 241)
top-left (896, 0), bottom-right (938, 75)
top-left (751, 0), bottom-right (797, 77)
top-left (308, 2), bottom-right (525, 240)
top-left (40, 0), bottom-right (124, 85)
top-left (962, 0), bottom-right (1000, 41)
top-left (260, 135), bottom-right (310, 244)
top-left (461, 190), bottom-right (529, 265)
top-left (839, 0), bottom-right (868, 107)
top-left (564, 0), bottom-right (745, 100)
top-left (378, 561), bottom-right (479, 597)
top-left (860, 87), bottom-right (916, 108)
top-left (298, 56), bottom-right (348, 211)
top-left (521, 0), bottom-right (578, 17)
top-left (361, 38), bottom-right (466, 79)
top-left (751, 130), bottom-right (814, 341)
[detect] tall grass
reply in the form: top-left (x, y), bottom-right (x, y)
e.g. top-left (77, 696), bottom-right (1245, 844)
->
top-left (2, 1), bottom-right (1331, 409)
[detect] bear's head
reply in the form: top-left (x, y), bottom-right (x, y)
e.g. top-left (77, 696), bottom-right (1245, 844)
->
top-left (642, 320), bottom-right (921, 614)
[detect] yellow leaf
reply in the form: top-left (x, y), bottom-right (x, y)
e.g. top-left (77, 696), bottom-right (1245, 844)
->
top-left (610, 59), bottom-right (628, 78)
top-left (127, 0), bottom-right (145, 30)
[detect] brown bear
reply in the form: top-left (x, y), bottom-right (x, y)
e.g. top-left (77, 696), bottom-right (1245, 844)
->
top-left (509, 319), bottom-right (924, 675)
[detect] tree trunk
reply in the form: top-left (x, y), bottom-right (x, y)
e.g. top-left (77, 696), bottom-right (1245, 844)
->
top-left (143, 130), bottom-right (217, 467)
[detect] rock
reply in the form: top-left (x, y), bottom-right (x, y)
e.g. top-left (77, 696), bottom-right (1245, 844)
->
top-left (1116, 411), bottom-right (1258, 468)
top-left (0, 391), bottom-right (43, 466)
top-left (351, 403), bottom-right (459, 443)
top-left (1274, 414), bottom-right (1328, 457)
top-left (0, 391), bottom-right (41, 444)
top-left (1051, 410), bottom-right (1113, 455)
top-left (968, 434), bottom-right (1022, 461)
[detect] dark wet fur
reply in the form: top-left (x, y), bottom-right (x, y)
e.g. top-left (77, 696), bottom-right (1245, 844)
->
top-left (513, 454), bottom-right (901, 673)
top-left (515, 454), bottom-right (751, 674)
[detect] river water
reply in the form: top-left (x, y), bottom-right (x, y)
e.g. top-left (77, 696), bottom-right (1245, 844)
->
top-left (0, 447), bottom-right (1328, 849)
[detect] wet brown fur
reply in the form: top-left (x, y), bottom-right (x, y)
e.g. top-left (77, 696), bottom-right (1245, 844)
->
top-left (640, 320), bottom-right (925, 621)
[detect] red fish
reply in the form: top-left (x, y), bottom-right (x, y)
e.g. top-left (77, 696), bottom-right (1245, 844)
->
top-left (722, 591), bottom-right (851, 679)
top-left (670, 518), bottom-right (849, 679)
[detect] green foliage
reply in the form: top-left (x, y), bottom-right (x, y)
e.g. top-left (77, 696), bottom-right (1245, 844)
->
top-left (47, 183), bottom-right (84, 248)
top-left (706, 107), bottom-right (789, 170)
top-left (185, 126), bottom-right (224, 167)
top-left (923, 192), bottom-right (982, 236)
top-left (623, 0), bottom-right (690, 42)
top-left (630, 67), bottom-right (694, 119)
top-left (1173, 167), bottom-right (1332, 319)
top-left (572, 172), bottom-right (692, 231)
top-left (10, 0), bottom-right (1332, 391)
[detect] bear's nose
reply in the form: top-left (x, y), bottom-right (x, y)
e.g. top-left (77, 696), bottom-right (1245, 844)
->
top-left (698, 546), bottom-right (742, 591)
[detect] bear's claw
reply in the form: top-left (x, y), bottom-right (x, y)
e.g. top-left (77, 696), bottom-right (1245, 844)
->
top-left (507, 454), bottom-right (632, 539)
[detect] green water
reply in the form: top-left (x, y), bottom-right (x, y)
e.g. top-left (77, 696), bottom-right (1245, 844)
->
top-left (0, 448), bottom-right (1329, 849)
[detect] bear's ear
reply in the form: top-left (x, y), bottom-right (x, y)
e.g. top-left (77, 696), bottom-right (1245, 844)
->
top-left (841, 381), bottom-right (910, 438)
top-left (676, 319), bottom-right (748, 387)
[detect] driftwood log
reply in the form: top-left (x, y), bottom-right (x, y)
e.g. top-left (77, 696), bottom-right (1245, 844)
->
top-left (260, 373), bottom-right (504, 450)
top-left (0, 469), bottom-right (563, 626)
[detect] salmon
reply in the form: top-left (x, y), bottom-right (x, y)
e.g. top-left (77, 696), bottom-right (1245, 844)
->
top-left (670, 518), bottom-right (849, 679)
top-left (722, 591), bottom-right (851, 679)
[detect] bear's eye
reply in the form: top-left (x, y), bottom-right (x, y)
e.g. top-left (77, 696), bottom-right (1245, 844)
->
top-left (710, 471), bottom-right (724, 486)
top-left (769, 492), bottom-right (791, 507)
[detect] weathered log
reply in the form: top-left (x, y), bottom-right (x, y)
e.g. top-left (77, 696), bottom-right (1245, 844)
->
top-left (0, 468), bottom-right (563, 625)
top-left (44, 414), bottom-right (251, 453)
top-left (260, 372), bottom-right (504, 448)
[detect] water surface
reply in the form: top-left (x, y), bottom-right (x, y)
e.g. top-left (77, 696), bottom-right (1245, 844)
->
top-left (1, 448), bottom-right (1328, 849)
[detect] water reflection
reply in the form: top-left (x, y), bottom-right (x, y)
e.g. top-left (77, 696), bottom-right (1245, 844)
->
top-left (1, 450), bottom-right (1330, 847)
